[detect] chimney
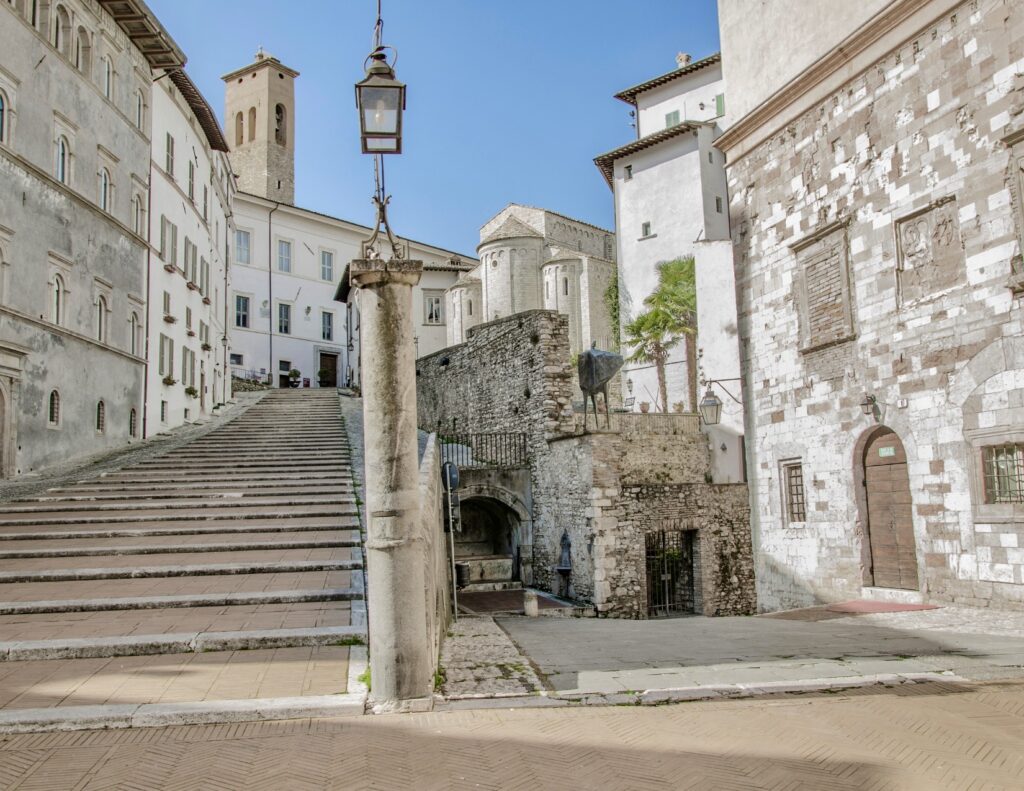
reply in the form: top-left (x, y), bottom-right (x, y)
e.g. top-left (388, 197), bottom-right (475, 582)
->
top-left (676, 52), bottom-right (692, 68)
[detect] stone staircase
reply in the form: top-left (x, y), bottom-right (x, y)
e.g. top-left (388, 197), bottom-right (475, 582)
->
top-left (0, 390), bottom-right (366, 728)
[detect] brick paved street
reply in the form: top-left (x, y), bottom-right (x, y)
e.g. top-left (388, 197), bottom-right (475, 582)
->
top-left (1, 679), bottom-right (1022, 789)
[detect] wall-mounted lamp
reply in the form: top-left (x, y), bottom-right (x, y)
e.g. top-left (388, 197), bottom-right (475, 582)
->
top-left (626, 377), bottom-right (634, 394)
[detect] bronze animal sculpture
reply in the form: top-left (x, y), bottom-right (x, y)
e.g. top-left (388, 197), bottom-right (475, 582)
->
top-left (578, 343), bottom-right (624, 431)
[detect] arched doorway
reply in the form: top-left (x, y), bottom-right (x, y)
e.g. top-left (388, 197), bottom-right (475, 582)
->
top-left (858, 427), bottom-right (919, 590)
top-left (455, 496), bottom-right (521, 589)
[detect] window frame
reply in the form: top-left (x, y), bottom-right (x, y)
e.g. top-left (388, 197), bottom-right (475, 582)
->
top-left (320, 249), bottom-right (334, 282)
top-left (321, 310), bottom-right (334, 341)
top-left (276, 238), bottom-right (292, 273)
top-left (235, 229), bottom-right (251, 265)
top-left (235, 294), bottom-right (250, 328)
top-left (780, 459), bottom-right (807, 526)
top-left (423, 291), bottom-right (444, 326)
top-left (277, 301), bottom-right (292, 335)
top-left (47, 390), bottom-right (61, 428)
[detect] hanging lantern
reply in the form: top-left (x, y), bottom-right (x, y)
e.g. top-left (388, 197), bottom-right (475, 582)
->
top-left (355, 49), bottom-right (406, 154)
top-left (698, 385), bottom-right (723, 426)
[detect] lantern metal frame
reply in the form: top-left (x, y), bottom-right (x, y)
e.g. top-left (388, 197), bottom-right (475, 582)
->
top-left (697, 378), bottom-right (742, 426)
top-left (355, 47), bottom-right (406, 155)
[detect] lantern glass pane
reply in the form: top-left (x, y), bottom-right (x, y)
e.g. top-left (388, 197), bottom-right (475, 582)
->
top-left (360, 86), bottom-right (401, 134)
top-left (366, 138), bottom-right (399, 152)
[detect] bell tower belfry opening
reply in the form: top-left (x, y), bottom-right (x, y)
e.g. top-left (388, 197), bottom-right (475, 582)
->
top-left (222, 48), bottom-right (299, 203)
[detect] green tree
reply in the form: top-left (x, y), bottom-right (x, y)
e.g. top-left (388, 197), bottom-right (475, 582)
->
top-left (623, 257), bottom-right (697, 412)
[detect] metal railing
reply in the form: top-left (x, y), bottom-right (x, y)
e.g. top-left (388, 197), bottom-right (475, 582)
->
top-left (437, 432), bottom-right (529, 470)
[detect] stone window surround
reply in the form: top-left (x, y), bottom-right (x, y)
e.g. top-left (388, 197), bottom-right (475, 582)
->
top-left (1003, 127), bottom-right (1024, 294)
top-left (48, 251), bottom-right (73, 327)
top-left (233, 291), bottom-right (252, 329)
top-left (964, 425), bottom-right (1024, 523)
top-left (53, 113), bottom-right (77, 186)
top-left (92, 276), bottom-right (112, 345)
top-left (790, 216), bottom-right (856, 354)
top-left (276, 236), bottom-right (293, 273)
top-left (0, 225), bottom-right (11, 305)
top-left (0, 65), bottom-right (18, 147)
top-left (276, 299), bottom-right (293, 335)
top-left (319, 247), bottom-right (336, 282)
top-left (778, 457), bottom-right (806, 527)
top-left (235, 227), bottom-right (252, 265)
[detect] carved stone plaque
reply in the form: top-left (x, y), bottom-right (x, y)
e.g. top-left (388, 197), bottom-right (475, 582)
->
top-left (896, 198), bottom-right (963, 303)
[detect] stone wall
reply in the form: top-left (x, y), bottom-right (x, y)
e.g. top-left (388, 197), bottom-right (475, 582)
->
top-left (727, 0), bottom-right (1024, 610)
top-left (418, 434), bottom-right (451, 674)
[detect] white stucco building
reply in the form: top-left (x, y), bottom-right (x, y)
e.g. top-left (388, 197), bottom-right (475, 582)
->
top-left (223, 51), bottom-right (475, 389)
top-left (594, 53), bottom-right (745, 483)
top-left (447, 204), bottom-right (617, 358)
top-left (146, 70), bottom-right (234, 434)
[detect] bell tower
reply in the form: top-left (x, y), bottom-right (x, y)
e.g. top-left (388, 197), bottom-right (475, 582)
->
top-left (222, 48), bottom-right (299, 203)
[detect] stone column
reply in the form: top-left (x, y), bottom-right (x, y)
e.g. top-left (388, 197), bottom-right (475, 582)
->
top-left (350, 257), bottom-right (432, 711)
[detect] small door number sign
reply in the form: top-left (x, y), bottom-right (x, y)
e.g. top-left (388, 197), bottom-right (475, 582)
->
top-left (878, 446), bottom-right (896, 458)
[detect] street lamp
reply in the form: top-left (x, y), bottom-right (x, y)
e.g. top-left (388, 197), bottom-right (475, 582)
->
top-left (860, 394), bottom-right (877, 416)
top-left (698, 385), bottom-right (723, 426)
top-left (355, 48), bottom-right (405, 155)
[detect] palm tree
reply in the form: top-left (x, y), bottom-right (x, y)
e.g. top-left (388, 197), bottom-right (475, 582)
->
top-left (624, 257), bottom-right (697, 412)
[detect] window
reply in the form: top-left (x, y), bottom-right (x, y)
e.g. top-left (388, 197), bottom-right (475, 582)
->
top-left (185, 306), bottom-right (192, 330)
top-left (165, 133), bottom-right (174, 176)
top-left (248, 106), bottom-right (256, 142)
top-left (200, 258), bottom-right (209, 296)
top-left (50, 274), bottom-right (64, 325)
top-left (53, 5), bottom-right (70, 56)
top-left (641, 221), bottom-right (652, 237)
top-left (101, 55), bottom-right (112, 100)
top-left (320, 250), bottom-right (334, 281)
top-left (235, 295), bottom-right (250, 328)
top-left (424, 293), bottom-right (443, 325)
top-left (162, 290), bottom-right (170, 315)
top-left (468, 299), bottom-right (473, 317)
top-left (160, 400), bottom-right (167, 422)
top-left (74, 26), bottom-right (90, 73)
top-left (321, 311), bottom-right (333, 341)
top-left (98, 168), bottom-right (110, 211)
top-left (279, 360), bottom-right (292, 372)
top-left (129, 312), bottom-right (140, 355)
top-left (158, 334), bottom-right (173, 377)
top-left (545, 281), bottom-right (549, 299)
top-left (187, 160), bottom-right (194, 200)
top-left (665, 109), bottom-right (680, 128)
top-left (235, 230), bottom-right (251, 264)
top-left (278, 302), bottom-right (291, 334)
top-left (55, 136), bottom-right (69, 184)
top-left (563, 278), bottom-right (568, 296)
top-left (274, 103), bottom-right (286, 145)
top-left (624, 164), bottom-right (632, 181)
top-left (95, 295), bottom-right (108, 342)
top-left (160, 216), bottom-right (178, 265)
top-left (277, 240), bottom-right (291, 272)
top-left (129, 408), bottom-right (137, 438)
top-left (0, 91), bottom-right (7, 144)
top-left (135, 90), bottom-right (145, 129)
top-left (47, 390), bottom-right (60, 426)
top-left (715, 196), bottom-right (723, 214)
top-left (132, 195), bottom-right (144, 235)
top-left (234, 111), bottom-right (243, 146)
top-left (782, 461), bottom-right (806, 524)
top-left (184, 238), bottom-right (196, 282)
top-left (230, 353), bottom-right (243, 366)
top-left (982, 444), bottom-right (1024, 504)
top-left (715, 93), bottom-right (725, 118)
top-left (95, 400), bottom-right (105, 433)
top-left (202, 186), bottom-right (208, 220)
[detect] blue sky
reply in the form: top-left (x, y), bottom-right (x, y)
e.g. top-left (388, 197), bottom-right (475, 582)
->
top-left (149, 1), bottom-right (720, 257)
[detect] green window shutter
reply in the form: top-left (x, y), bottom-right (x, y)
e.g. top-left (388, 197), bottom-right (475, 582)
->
top-left (665, 110), bottom-right (680, 128)
top-left (715, 93), bottom-right (725, 117)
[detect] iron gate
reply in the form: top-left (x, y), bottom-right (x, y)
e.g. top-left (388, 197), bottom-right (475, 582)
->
top-left (645, 530), bottom-right (696, 617)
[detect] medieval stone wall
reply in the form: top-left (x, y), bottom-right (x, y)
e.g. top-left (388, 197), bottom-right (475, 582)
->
top-left (728, 0), bottom-right (1024, 610)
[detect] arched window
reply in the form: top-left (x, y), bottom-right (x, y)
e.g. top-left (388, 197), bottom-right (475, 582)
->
top-left (0, 91), bottom-right (6, 144)
top-left (95, 400), bottom-right (105, 433)
top-left (129, 311), bottom-right (140, 355)
top-left (467, 299), bottom-right (473, 317)
top-left (50, 274), bottom-right (64, 325)
top-left (563, 277), bottom-right (568, 296)
top-left (55, 135), bottom-right (69, 184)
top-left (274, 103), bottom-right (286, 145)
top-left (132, 194), bottom-right (143, 235)
top-left (101, 56), bottom-right (112, 99)
top-left (74, 26), bottom-right (90, 73)
top-left (96, 295), bottom-right (108, 342)
top-left (98, 168), bottom-right (110, 211)
top-left (53, 5), bottom-right (70, 57)
top-left (47, 390), bottom-right (60, 426)
top-left (129, 408), bottom-right (137, 438)
top-left (247, 107), bottom-right (256, 142)
top-left (135, 89), bottom-right (145, 129)
top-left (234, 111), bottom-right (243, 146)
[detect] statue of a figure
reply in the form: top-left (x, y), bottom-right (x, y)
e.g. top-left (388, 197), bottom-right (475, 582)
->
top-left (578, 342), bottom-right (623, 431)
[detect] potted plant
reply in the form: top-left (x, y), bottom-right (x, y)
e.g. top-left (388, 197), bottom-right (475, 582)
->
top-left (201, 342), bottom-right (212, 352)
top-left (184, 386), bottom-right (199, 398)
top-left (317, 368), bottom-right (332, 387)
top-left (639, 401), bottom-right (651, 414)
top-left (288, 368), bottom-right (301, 388)
top-left (186, 281), bottom-right (199, 291)
top-left (202, 296), bottom-right (211, 306)
top-left (186, 328), bottom-right (196, 337)
top-left (162, 375), bottom-right (177, 386)
top-left (163, 262), bottom-right (175, 273)
top-left (163, 314), bottom-right (177, 324)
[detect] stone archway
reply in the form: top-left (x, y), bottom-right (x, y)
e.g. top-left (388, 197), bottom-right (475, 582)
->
top-left (853, 425), bottom-right (920, 590)
top-left (455, 495), bottom-right (523, 590)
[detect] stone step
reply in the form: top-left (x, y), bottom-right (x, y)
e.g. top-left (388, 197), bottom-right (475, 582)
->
top-left (0, 494), bottom-right (354, 513)
top-left (52, 479), bottom-right (351, 494)
top-left (0, 586), bottom-right (362, 615)
top-left (0, 538), bottom-right (358, 559)
top-left (26, 485), bottom-right (352, 502)
top-left (132, 462), bottom-right (348, 472)
top-left (0, 504), bottom-right (356, 526)
top-left (92, 472), bottom-right (350, 484)
top-left (0, 624), bottom-right (364, 663)
top-left (0, 519), bottom-right (356, 541)
top-left (0, 543), bottom-right (352, 568)
top-left (0, 625), bottom-right (365, 661)
top-left (0, 558), bottom-right (362, 583)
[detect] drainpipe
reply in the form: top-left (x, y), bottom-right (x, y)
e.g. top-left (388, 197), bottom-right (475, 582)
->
top-left (267, 202), bottom-right (279, 385)
top-left (223, 198), bottom-right (233, 404)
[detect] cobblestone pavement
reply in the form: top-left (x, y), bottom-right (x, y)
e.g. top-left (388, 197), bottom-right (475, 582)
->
top-left (440, 616), bottom-right (542, 698)
top-left (497, 605), bottom-right (1024, 696)
top-left (0, 679), bottom-right (1022, 789)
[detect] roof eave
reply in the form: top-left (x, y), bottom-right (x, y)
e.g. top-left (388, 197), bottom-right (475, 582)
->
top-left (612, 52), bottom-right (722, 106)
top-left (97, 0), bottom-right (186, 70)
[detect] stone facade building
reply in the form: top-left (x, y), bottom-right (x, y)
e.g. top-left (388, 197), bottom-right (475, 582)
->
top-left (224, 51), bottom-right (475, 389)
top-left (417, 309), bottom-right (755, 618)
top-left (594, 52), bottom-right (745, 484)
top-left (147, 69), bottom-right (234, 434)
top-left (718, 0), bottom-right (1024, 610)
top-left (0, 0), bottom-right (183, 474)
top-left (446, 205), bottom-right (617, 357)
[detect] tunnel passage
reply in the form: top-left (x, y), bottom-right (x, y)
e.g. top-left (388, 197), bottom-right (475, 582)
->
top-left (455, 497), bottom-right (521, 590)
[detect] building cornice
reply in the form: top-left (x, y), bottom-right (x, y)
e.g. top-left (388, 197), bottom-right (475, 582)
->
top-left (716, 0), bottom-right (961, 164)
top-left (593, 122), bottom-right (706, 187)
top-left (96, 0), bottom-right (186, 70)
top-left (613, 53), bottom-right (721, 106)
top-left (0, 306), bottom-right (145, 365)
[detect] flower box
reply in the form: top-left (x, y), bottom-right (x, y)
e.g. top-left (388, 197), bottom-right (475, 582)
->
top-left (163, 314), bottom-right (177, 324)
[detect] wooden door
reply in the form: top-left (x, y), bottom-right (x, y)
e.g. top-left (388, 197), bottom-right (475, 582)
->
top-left (319, 353), bottom-right (338, 387)
top-left (864, 429), bottom-right (919, 590)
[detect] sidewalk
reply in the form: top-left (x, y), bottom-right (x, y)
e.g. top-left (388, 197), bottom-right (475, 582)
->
top-left (438, 602), bottom-right (1024, 705)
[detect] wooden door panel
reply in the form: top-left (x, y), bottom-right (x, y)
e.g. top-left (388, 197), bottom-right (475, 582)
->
top-left (863, 429), bottom-right (919, 590)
